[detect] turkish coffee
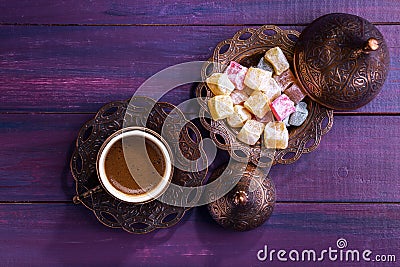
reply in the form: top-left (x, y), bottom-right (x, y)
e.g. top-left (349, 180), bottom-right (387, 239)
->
top-left (97, 127), bottom-right (172, 203)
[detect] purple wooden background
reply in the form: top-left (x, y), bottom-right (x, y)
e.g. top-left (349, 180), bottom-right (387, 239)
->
top-left (0, 1), bottom-right (399, 266)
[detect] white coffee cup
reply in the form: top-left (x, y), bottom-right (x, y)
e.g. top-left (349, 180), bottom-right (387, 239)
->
top-left (96, 127), bottom-right (173, 203)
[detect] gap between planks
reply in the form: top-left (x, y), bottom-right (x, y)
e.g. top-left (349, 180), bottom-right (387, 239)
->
top-left (0, 201), bottom-right (399, 205)
top-left (0, 111), bottom-right (399, 116)
top-left (0, 22), bottom-right (399, 27)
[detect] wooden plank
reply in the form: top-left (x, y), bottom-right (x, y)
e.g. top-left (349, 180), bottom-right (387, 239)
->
top-left (0, 25), bottom-right (398, 113)
top-left (0, 203), bottom-right (398, 266)
top-left (1, 0), bottom-right (399, 25)
top-left (270, 115), bottom-right (400, 202)
top-left (0, 114), bottom-right (399, 202)
top-left (0, 25), bottom-right (247, 112)
top-left (0, 113), bottom-right (92, 201)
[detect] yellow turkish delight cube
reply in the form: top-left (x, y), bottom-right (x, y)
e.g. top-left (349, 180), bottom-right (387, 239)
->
top-left (244, 91), bottom-right (270, 118)
top-left (244, 67), bottom-right (272, 90)
top-left (206, 73), bottom-right (235, 96)
top-left (264, 47), bottom-right (290, 75)
top-left (263, 121), bottom-right (289, 149)
top-left (227, 105), bottom-right (252, 128)
top-left (207, 95), bottom-right (234, 120)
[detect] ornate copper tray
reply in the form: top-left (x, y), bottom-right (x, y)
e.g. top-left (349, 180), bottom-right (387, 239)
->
top-left (70, 97), bottom-right (207, 233)
top-left (195, 25), bottom-right (334, 166)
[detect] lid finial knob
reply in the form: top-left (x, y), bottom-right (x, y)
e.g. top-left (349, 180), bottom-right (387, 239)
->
top-left (233, 190), bottom-right (248, 206)
top-left (363, 38), bottom-right (379, 53)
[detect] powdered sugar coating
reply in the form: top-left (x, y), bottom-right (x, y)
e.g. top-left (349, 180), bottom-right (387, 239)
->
top-left (270, 94), bottom-right (296, 121)
top-left (225, 61), bottom-right (248, 91)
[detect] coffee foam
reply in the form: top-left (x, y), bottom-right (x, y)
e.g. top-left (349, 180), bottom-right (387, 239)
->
top-left (97, 128), bottom-right (172, 203)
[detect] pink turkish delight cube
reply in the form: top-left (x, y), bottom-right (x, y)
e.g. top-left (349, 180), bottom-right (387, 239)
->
top-left (225, 61), bottom-right (248, 90)
top-left (284, 82), bottom-right (306, 104)
top-left (270, 94), bottom-right (296, 121)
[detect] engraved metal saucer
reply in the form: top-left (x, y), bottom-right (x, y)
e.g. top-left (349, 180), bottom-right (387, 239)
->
top-left (195, 25), bottom-right (334, 166)
top-left (70, 97), bottom-right (207, 234)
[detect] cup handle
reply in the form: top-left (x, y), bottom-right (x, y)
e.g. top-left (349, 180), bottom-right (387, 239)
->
top-left (73, 185), bottom-right (103, 204)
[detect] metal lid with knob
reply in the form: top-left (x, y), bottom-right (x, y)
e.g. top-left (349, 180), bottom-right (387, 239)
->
top-left (207, 163), bottom-right (275, 231)
top-left (294, 13), bottom-right (390, 110)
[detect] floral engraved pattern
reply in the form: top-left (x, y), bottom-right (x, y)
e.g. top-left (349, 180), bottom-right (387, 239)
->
top-left (207, 163), bottom-right (275, 231)
top-left (70, 97), bottom-right (207, 233)
top-left (195, 25), bottom-right (334, 166)
top-left (294, 13), bottom-right (390, 110)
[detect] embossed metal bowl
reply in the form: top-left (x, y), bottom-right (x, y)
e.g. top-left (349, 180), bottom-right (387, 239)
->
top-left (294, 13), bottom-right (390, 110)
top-left (195, 25), bottom-right (334, 167)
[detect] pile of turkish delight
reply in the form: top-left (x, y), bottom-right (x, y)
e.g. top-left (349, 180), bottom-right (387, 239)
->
top-left (206, 47), bottom-right (308, 149)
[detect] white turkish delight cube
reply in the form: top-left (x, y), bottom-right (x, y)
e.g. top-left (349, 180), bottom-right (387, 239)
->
top-left (244, 67), bottom-right (272, 90)
top-left (258, 78), bottom-right (282, 101)
top-left (237, 120), bottom-right (265, 145)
